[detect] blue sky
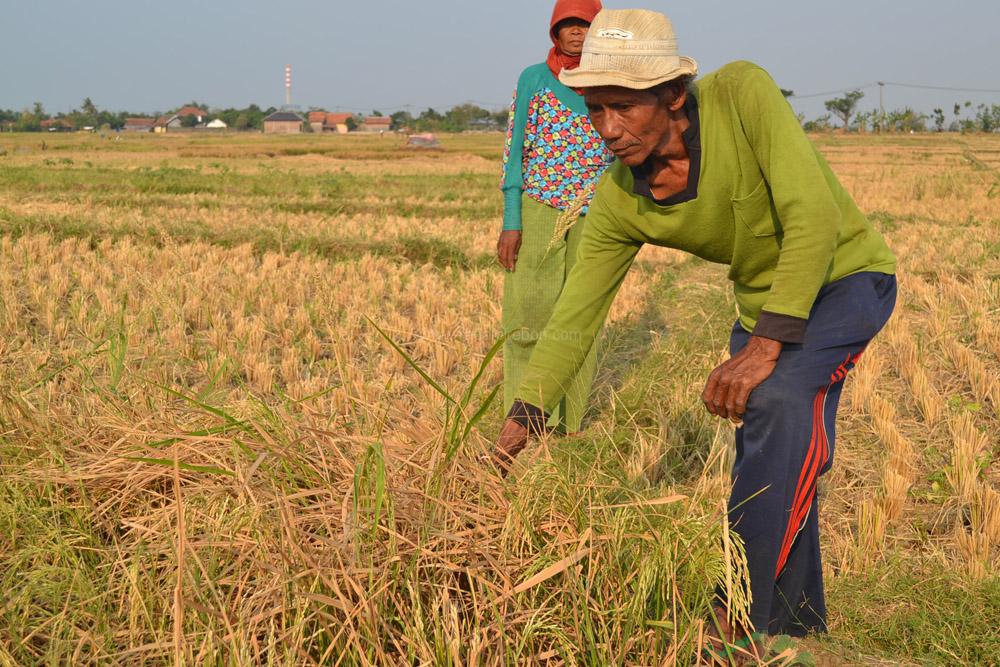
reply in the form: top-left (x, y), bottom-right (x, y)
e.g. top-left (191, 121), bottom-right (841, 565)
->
top-left (3, 0), bottom-right (998, 121)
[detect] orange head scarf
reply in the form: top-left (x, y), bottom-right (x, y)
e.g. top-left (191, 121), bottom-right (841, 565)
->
top-left (546, 0), bottom-right (602, 78)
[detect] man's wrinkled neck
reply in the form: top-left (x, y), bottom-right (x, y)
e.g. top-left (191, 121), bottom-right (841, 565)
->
top-left (648, 108), bottom-right (691, 169)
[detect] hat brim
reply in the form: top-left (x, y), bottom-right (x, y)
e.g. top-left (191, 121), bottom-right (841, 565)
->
top-left (559, 55), bottom-right (697, 89)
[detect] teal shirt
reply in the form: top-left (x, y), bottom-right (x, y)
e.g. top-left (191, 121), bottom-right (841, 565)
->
top-left (500, 63), bottom-right (613, 231)
top-left (516, 61), bottom-right (897, 413)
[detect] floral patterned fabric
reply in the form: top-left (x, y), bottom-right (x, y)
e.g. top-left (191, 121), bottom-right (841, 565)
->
top-left (500, 63), bottom-right (613, 231)
top-left (518, 89), bottom-right (611, 210)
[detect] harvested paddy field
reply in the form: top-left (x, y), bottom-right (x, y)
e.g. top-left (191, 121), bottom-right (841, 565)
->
top-left (0, 131), bottom-right (997, 665)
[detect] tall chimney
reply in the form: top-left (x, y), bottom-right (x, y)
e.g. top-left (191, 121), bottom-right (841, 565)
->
top-left (285, 64), bottom-right (292, 107)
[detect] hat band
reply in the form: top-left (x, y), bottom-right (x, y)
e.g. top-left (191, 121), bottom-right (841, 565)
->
top-left (582, 53), bottom-right (683, 71)
top-left (583, 36), bottom-right (679, 57)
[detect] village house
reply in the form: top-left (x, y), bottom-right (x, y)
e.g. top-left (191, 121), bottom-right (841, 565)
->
top-left (359, 115), bottom-right (391, 133)
top-left (307, 111), bottom-right (352, 134)
top-left (174, 106), bottom-right (208, 123)
top-left (307, 111), bottom-right (325, 132)
top-left (326, 113), bottom-right (352, 133)
top-left (263, 111), bottom-right (304, 134)
top-left (40, 118), bottom-right (74, 132)
top-left (153, 106), bottom-right (209, 133)
top-left (122, 118), bottom-right (156, 132)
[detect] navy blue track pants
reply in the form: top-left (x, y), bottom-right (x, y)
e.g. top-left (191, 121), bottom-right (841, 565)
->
top-left (727, 272), bottom-right (897, 636)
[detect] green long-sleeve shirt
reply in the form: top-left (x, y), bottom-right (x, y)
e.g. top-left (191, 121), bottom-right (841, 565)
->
top-left (515, 61), bottom-right (896, 414)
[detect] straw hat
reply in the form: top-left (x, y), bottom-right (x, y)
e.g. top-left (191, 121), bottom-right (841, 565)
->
top-left (559, 9), bottom-right (698, 90)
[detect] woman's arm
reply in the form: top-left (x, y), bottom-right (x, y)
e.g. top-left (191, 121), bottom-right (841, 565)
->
top-left (500, 69), bottom-right (539, 232)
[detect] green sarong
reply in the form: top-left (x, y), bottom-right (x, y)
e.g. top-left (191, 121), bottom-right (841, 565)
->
top-left (502, 195), bottom-right (598, 433)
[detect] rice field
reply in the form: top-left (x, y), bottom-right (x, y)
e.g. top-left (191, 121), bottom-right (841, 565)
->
top-left (0, 130), bottom-right (997, 665)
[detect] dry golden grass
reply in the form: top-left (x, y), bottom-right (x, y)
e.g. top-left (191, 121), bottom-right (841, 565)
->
top-left (0, 130), bottom-right (998, 664)
top-left (826, 134), bottom-right (1000, 594)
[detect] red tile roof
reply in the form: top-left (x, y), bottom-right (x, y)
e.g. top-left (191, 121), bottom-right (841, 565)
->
top-left (308, 112), bottom-right (353, 126)
top-left (364, 116), bottom-right (391, 126)
top-left (40, 118), bottom-right (74, 128)
top-left (175, 106), bottom-right (207, 118)
top-left (124, 118), bottom-right (156, 127)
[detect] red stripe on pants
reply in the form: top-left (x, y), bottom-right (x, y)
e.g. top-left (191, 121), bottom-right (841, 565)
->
top-left (774, 353), bottom-right (856, 578)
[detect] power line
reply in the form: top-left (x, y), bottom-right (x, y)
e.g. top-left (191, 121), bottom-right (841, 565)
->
top-left (789, 81), bottom-right (1000, 100)
top-left (882, 81), bottom-right (1000, 94)
top-left (789, 83), bottom-right (878, 99)
top-left (326, 82), bottom-right (1000, 113)
top-left (329, 100), bottom-right (508, 113)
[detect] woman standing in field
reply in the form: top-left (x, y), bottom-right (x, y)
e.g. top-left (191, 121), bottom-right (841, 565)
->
top-left (499, 0), bottom-right (613, 434)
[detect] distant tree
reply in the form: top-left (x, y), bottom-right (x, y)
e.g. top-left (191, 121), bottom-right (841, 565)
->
top-left (244, 104), bottom-right (268, 130)
top-left (932, 108), bottom-right (945, 132)
top-left (98, 111), bottom-right (126, 130)
top-left (443, 103), bottom-right (491, 131)
top-left (803, 114), bottom-right (832, 133)
top-left (885, 108), bottom-right (927, 133)
top-left (215, 108), bottom-right (238, 128)
top-left (824, 90), bottom-right (864, 132)
top-left (69, 97), bottom-right (100, 130)
top-left (180, 114), bottom-right (199, 128)
top-left (855, 109), bottom-right (877, 134)
top-left (416, 107), bottom-right (443, 131)
top-left (15, 107), bottom-right (42, 132)
top-left (234, 113), bottom-right (251, 131)
top-left (975, 104), bottom-right (1000, 133)
top-left (390, 110), bottom-right (413, 131)
top-left (371, 110), bottom-right (384, 117)
top-left (345, 115), bottom-right (360, 131)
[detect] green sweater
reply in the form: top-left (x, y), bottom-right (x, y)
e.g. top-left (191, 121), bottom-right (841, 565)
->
top-left (515, 61), bottom-right (896, 413)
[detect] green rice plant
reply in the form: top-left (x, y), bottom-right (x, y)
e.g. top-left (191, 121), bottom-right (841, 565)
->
top-left (352, 439), bottom-right (395, 554)
top-left (367, 316), bottom-right (507, 483)
top-left (106, 297), bottom-right (128, 395)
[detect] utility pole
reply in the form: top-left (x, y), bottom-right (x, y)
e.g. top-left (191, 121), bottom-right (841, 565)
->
top-left (878, 81), bottom-right (885, 134)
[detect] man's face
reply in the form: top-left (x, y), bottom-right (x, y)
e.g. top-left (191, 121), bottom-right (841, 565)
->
top-left (584, 86), bottom-right (675, 167)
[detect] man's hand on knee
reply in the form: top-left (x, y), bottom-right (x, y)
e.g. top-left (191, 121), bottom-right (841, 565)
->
top-left (702, 336), bottom-right (782, 421)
